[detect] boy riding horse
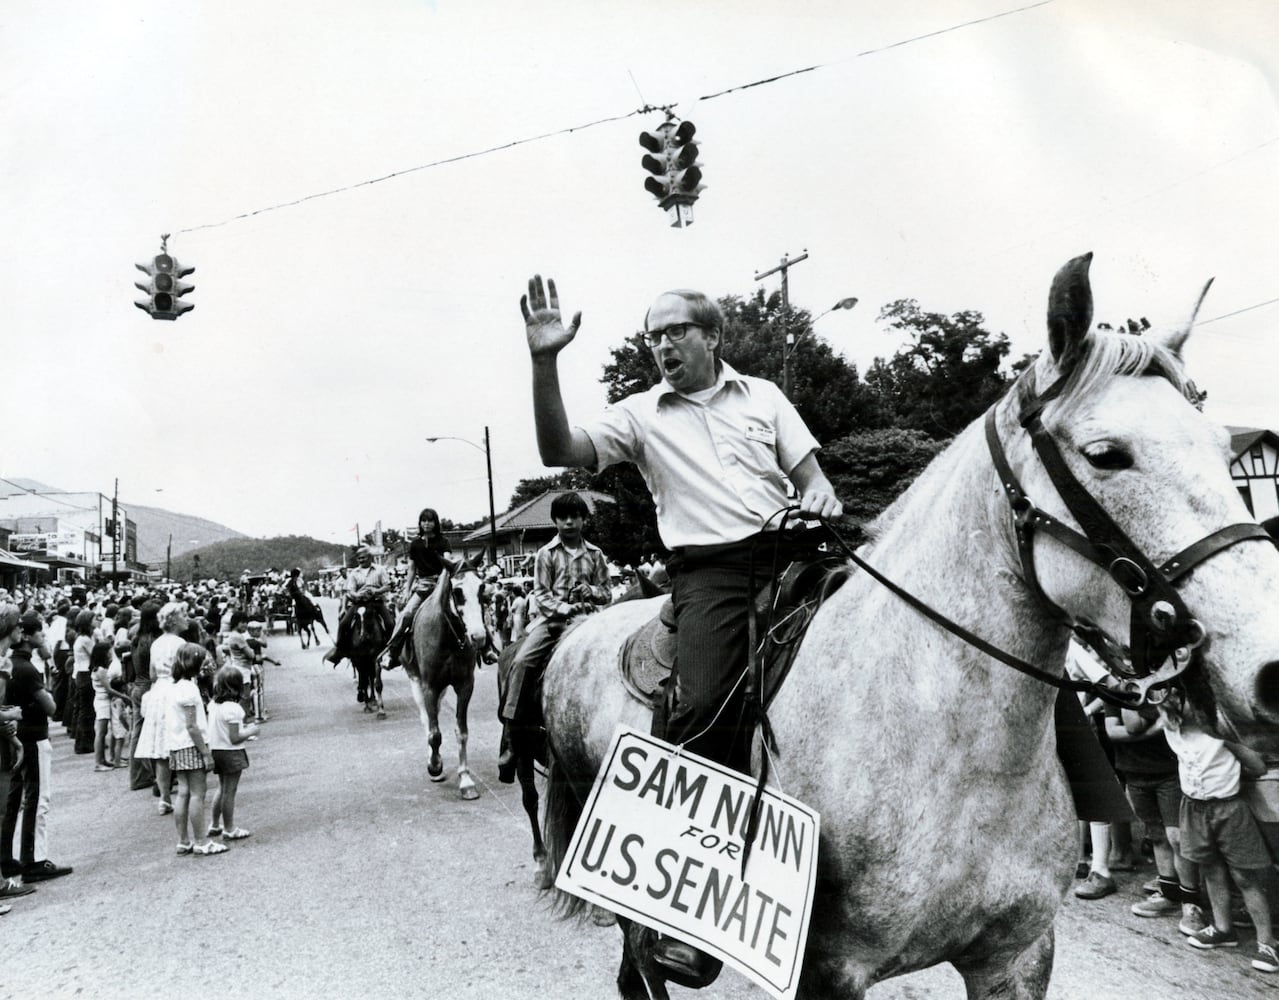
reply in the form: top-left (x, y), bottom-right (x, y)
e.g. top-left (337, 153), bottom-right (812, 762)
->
top-left (520, 275), bottom-right (842, 987)
top-left (497, 491), bottom-right (611, 780)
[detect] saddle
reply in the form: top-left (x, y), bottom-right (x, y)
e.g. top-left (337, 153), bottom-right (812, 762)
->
top-left (619, 555), bottom-right (847, 710)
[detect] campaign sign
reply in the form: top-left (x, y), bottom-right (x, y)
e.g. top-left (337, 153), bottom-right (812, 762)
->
top-left (555, 726), bottom-right (819, 1000)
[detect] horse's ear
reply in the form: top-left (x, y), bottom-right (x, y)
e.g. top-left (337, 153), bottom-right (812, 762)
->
top-left (1152, 277), bottom-right (1214, 358)
top-left (467, 553), bottom-right (484, 571)
top-left (1046, 252), bottom-right (1094, 369)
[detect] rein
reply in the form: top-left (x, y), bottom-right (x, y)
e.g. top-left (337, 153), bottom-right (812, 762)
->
top-left (986, 373), bottom-right (1271, 703)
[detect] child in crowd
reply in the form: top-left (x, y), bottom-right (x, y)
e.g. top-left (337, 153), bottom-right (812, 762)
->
top-left (1107, 702), bottom-right (1207, 935)
top-left (1160, 688), bottom-right (1277, 972)
top-left (207, 667), bottom-right (259, 841)
top-left (245, 621), bottom-right (279, 723)
top-left (89, 640), bottom-right (131, 771)
top-left (166, 643), bottom-right (225, 856)
top-left (107, 645), bottom-right (131, 769)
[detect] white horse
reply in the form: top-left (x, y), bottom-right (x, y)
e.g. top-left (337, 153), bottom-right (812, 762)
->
top-left (538, 253), bottom-right (1279, 999)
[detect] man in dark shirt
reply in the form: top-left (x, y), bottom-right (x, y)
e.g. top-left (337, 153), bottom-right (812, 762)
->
top-left (0, 603), bottom-right (36, 908)
top-left (1, 610), bottom-right (72, 884)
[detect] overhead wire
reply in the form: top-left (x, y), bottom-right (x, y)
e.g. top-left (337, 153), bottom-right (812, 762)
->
top-left (175, 0), bottom-right (1056, 236)
top-left (167, 1), bottom-right (1279, 332)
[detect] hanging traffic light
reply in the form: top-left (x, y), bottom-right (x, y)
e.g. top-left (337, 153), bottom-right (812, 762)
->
top-left (669, 120), bottom-right (703, 199)
top-left (637, 118), bottom-right (704, 228)
top-left (134, 243), bottom-right (195, 320)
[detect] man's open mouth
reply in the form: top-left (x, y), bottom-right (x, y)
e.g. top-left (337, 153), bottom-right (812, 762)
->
top-left (663, 358), bottom-right (683, 374)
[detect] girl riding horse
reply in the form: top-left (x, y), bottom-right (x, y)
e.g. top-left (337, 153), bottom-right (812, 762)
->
top-left (385, 507), bottom-right (459, 669)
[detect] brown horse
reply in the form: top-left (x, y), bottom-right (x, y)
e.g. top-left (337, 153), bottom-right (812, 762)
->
top-left (348, 597), bottom-right (387, 720)
top-left (537, 254), bottom-right (1279, 998)
top-left (403, 560), bottom-right (489, 799)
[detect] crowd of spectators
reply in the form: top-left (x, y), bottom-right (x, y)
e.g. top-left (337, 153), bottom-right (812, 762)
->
top-left (1068, 641), bottom-right (1279, 975)
top-left (0, 575), bottom-right (283, 912)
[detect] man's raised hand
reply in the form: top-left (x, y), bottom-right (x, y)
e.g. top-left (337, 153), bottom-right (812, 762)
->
top-left (521, 275), bottom-right (581, 357)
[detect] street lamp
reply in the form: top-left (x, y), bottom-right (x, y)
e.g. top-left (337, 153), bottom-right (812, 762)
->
top-left (783, 296), bottom-right (859, 397)
top-left (425, 426), bottom-right (499, 566)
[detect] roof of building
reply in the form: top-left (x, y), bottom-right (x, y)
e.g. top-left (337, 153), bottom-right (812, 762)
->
top-left (0, 550), bottom-right (48, 571)
top-left (1226, 425), bottom-right (1279, 458)
top-left (462, 489), bottom-right (615, 543)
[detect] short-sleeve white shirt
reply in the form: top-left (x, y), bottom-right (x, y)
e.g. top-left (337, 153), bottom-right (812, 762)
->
top-left (1163, 726), bottom-right (1241, 800)
top-left (165, 678), bottom-right (208, 752)
top-left (579, 363), bottom-right (818, 549)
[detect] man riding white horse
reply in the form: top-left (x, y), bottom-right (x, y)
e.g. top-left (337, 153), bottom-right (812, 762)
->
top-left (520, 275), bottom-right (842, 987)
top-left (324, 546), bottom-right (394, 667)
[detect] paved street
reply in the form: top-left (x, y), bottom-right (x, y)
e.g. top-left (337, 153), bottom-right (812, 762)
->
top-left (5, 599), bottom-right (1278, 999)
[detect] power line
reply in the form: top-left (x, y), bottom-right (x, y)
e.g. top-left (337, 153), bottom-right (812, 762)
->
top-left (1199, 296), bottom-right (1279, 327)
top-left (175, 1), bottom-right (1055, 236)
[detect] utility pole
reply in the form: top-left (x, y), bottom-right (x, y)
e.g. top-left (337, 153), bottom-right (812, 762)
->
top-left (111, 478), bottom-right (119, 581)
top-left (166, 533), bottom-right (172, 582)
top-left (754, 250), bottom-right (809, 398)
top-left (484, 426), bottom-right (499, 567)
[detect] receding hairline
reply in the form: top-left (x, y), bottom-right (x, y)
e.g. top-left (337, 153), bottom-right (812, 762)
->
top-left (643, 289), bottom-right (724, 333)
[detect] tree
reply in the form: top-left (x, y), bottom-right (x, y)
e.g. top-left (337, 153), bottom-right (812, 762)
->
top-left (169, 535), bottom-right (349, 581)
top-left (506, 470), bottom-right (595, 511)
top-left (821, 428), bottom-right (946, 522)
top-left (361, 527), bottom-right (404, 550)
top-left (866, 300), bottom-right (1012, 439)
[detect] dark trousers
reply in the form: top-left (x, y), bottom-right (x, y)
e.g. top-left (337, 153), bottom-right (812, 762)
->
top-left (663, 532), bottom-right (819, 775)
top-left (0, 764), bottom-right (9, 871)
top-left (664, 548), bottom-right (755, 774)
top-left (2, 738), bottom-right (48, 869)
top-left (51, 669), bottom-right (69, 723)
top-left (128, 679), bottom-right (154, 791)
top-left (73, 674), bottom-right (94, 754)
top-left (501, 618), bottom-right (565, 724)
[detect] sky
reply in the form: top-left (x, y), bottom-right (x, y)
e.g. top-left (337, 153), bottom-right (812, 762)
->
top-left (2, 0), bottom-right (1276, 544)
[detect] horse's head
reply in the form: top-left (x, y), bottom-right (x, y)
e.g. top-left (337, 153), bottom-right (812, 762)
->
top-left (436, 555), bottom-right (489, 648)
top-left (993, 252), bottom-right (1279, 750)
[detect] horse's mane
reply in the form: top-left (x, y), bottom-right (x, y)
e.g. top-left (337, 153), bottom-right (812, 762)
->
top-left (862, 327), bottom-right (1194, 544)
top-left (1031, 327), bottom-right (1195, 422)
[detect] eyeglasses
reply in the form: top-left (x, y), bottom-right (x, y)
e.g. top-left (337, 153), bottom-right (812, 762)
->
top-left (640, 323), bottom-right (701, 348)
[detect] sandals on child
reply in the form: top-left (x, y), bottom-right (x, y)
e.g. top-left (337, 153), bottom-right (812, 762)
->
top-left (222, 828), bottom-right (252, 841)
top-left (192, 842), bottom-right (229, 856)
top-left (176, 842), bottom-right (193, 855)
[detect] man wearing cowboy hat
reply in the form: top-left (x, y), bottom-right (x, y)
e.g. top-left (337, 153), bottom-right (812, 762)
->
top-left (324, 546), bottom-right (393, 666)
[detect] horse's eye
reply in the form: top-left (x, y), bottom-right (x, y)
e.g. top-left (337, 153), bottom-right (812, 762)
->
top-left (1082, 446), bottom-right (1132, 471)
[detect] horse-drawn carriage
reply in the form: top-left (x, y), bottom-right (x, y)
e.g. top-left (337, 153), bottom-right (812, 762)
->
top-left (239, 573), bottom-right (294, 634)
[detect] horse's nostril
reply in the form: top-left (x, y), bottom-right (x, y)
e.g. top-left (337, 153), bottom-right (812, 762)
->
top-left (1254, 661), bottom-right (1279, 719)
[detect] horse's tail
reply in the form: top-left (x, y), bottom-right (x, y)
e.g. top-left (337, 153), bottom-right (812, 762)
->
top-left (541, 744), bottom-right (588, 919)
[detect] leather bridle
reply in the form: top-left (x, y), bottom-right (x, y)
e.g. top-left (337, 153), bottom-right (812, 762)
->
top-left (985, 372), bottom-right (1272, 705)
top-left (440, 575), bottom-right (472, 651)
